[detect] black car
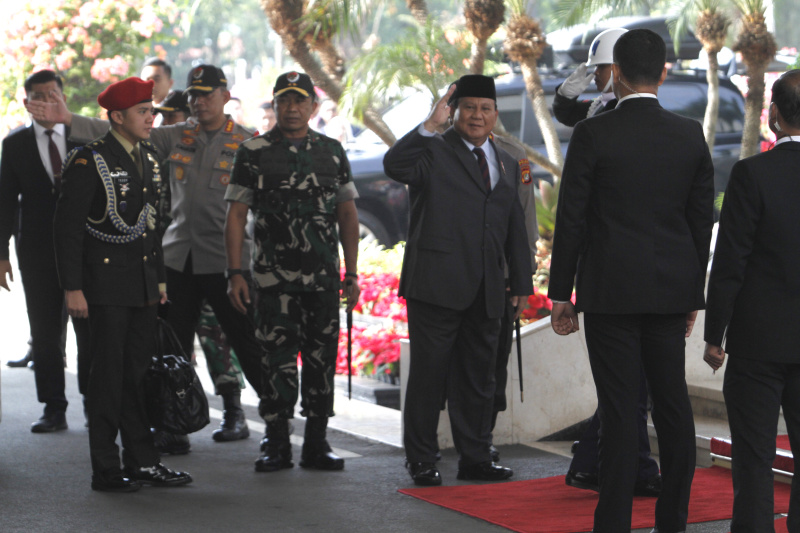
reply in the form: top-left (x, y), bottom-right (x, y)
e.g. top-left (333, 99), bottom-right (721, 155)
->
top-left (348, 71), bottom-right (745, 246)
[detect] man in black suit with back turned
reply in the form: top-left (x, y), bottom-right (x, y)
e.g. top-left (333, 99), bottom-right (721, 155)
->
top-left (384, 75), bottom-right (532, 487)
top-left (548, 29), bottom-right (715, 533)
top-left (704, 70), bottom-right (800, 533)
top-left (0, 70), bottom-right (89, 432)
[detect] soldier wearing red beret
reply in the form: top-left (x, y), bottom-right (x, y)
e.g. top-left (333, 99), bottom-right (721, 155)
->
top-left (53, 77), bottom-right (192, 492)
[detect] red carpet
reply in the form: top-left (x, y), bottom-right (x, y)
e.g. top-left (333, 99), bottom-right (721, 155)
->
top-left (399, 467), bottom-right (791, 533)
top-left (711, 435), bottom-right (794, 474)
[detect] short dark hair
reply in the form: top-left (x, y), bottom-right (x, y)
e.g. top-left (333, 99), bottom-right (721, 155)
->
top-left (143, 57), bottom-right (172, 79)
top-left (613, 29), bottom-right (666, 86)
top-left (24, 70), bottom-right (63, 93)
top-left (772, 69), bottom-right (800, 129)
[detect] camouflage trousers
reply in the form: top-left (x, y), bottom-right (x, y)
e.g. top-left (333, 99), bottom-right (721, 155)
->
top-left (254, 290), bottom-right (339, 422)
top-left (196, 301), bottom-right (245, 395)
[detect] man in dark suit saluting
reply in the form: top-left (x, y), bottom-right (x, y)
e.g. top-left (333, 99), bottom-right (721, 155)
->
top-left (704, 69), bottom-right (800, 533)
top-left (548, 29), bottom-right (715, 533)
top-left (0, 70), bottom-right (89, 432)
top-left (384, 75), bottom-right (532, 487)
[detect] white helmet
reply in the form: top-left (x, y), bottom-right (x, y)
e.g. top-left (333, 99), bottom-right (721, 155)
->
top-left (586, 28), bottom-right (628, 66)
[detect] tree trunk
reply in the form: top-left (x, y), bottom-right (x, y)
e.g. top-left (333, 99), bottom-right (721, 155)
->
top-left (741, 64), bottom-right (767, 159)
top-left (469, 39), bottom-right (487, 74)
top-left (703, 51), bottom-right (720, 152)
top-left (406, 0), bottom-right (429, 26)
top-left (261, 0), bottom-right (396, 147)
top-left (520, 58), bottom-right (563, 168)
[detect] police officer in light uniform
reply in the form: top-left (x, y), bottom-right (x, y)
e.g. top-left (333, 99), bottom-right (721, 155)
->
top-left (54, 77), bottom-right (191, 492)
top-left (225, 72), bottom-right (361, 473)
top-left (553, 28), bottom-right (628, 126)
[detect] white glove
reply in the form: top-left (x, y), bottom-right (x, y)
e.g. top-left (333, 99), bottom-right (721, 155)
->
top-left (558, 63), bottom-right (594, 99)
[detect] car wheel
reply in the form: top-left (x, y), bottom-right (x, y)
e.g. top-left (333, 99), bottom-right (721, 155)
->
top-left (358, 211), bottom-right (391, 247)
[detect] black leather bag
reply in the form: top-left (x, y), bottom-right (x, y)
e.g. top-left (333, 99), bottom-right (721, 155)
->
top-left (145, 317), bottom-right (210, 435)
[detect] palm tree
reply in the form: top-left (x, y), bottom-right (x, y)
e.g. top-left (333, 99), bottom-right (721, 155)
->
top-left (464, 0), bottom-right (506, 74)
top-left (259, 0), bottom-right (396, 145)
top-left (504, 0), bottom-right (564, 167)
top-left (669, 0), bottom-right (731, 151)
top-left (731, 0), bottom-right (777, 158)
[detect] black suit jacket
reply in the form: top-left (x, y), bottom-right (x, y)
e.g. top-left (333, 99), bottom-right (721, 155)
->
top-left (705, 141), bottom-right (800, 362)
top-left (549, 97), bottom-right (715, 313)
top-left (0, 124), bottom-right (80, 271)
top-left (54, 131), bottom-right (165, 307)
top-left (383, 126), bottom-right (532, 319)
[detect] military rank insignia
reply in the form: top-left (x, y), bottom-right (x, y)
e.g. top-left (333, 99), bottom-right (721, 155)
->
top-left (75, 158), bottom-right (88, 166)
top-left (520, 159), bottom-right (532, 184)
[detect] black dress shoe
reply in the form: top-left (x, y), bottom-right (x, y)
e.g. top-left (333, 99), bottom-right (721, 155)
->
top-left (489, 445), bottom-right (500, 463)
top-left (635, 473), bottom-right (663, 497)
top-left (565, 469), bottom-right (599, 492)
top-left (457, 461), bottom-right (513, 481)
top-left (406, 461), bottom-right (442, 486)
top-left (7, 350), bottom-right (32, 368)
top-left (153, 430), bottom-right (191, 455)
top-left (31, 412), bottom-right (68, 433)
top-left (91, 474), bottom-right (141, 493)
top-left (300, 442), bottom-right (344, 471)
top-left (212, 408), bottom-right (250, 442)
top-left (125, 463), bottom-right (192, 486)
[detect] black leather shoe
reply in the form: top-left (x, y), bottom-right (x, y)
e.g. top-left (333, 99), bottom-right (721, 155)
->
top-left (565, 469), bottom-right (599, 492)
top-left (255, 419), bottom-right (294, 472)
top-left (31, 412), bottom-right (68, 433)
top-left (7, 350), bottom-right (32, 368)
top-left (153, 430), bottom-right (191, 455)
top-left (212, 408), bottom-right (250, 442)
top-left (457, 461), bottom-right (513, 481)
top-left (489, 445), bottom-right (500, 463)
top-left (91, 474), bottom-right (141, 493)
top-left (300, 417), bottom-right (344, 470)
top-left (406, 461), bottom-right (442, 486)
top-left (635, 473), bottom-right (663, 497)
top-left (124, 463), bottom-right (192, 486)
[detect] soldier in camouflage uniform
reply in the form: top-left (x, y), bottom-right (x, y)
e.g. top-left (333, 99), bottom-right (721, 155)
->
top-left (225, 72), bottom-right (361, 473)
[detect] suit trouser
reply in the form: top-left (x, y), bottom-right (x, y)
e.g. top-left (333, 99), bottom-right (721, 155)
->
top-left (165, 258), bottom-right (263, 397)
top-left (404, 294), bottom-right (500, 466)
top-left (87, 304), bottom-right (160, 476)
top-left (491, 294), bottom-right (515, 426)
top-left (584, 312), bottom-right (695, 533)
top-left (569, 368), bottom-right (660, 481)
top-left (724, 356), bottom-right (800, 533)
top-left (21, 264), bottom-right (89, 414)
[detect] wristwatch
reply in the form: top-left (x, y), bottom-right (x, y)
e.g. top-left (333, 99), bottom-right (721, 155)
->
top-left (225, 268), bottom-right (244, 280)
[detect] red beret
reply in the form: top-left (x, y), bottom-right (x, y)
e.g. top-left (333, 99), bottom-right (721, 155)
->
top-left (97, 77), bottom-right (154, 111)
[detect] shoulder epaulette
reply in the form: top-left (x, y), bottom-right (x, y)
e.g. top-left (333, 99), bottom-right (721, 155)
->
top-left (141, 139), bottom-right (156, 152)
top-left (63, 146), bottom-right (91, 169)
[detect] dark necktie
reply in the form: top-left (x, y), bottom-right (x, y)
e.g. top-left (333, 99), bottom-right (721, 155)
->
top-left (131, 145), bottom-right (143, 176)
top-left (45, 129), bottom-right (62, 190)
top-left (473, 146), bottom-right (492, 192)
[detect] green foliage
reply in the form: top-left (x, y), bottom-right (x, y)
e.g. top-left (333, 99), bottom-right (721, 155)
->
top-left (341, 18), bottom-right (471, 120)
top-left (715, 191), bottom-right (725, 212)
top-left (0, 0), bottom-right (180, 134)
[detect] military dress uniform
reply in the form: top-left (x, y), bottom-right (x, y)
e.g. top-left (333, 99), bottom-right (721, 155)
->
top-left (53, 130), bottom-right (167, 484)
top-left (226, 126), bottom-right (358, 424)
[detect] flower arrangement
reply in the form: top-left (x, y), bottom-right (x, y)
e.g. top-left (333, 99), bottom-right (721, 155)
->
top-left (335, 240), bottom-right (563, 380)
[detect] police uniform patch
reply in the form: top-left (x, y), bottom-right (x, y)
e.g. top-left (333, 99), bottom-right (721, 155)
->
top-left (175, 166), bottom-right (185, 181)
top-left (223, 119), bottom-right (234, 133)
top-left (219, 174), bottom-right (230, 186)
top-left (224, 142), bottom-right (239, 150)
top-left (181, 137), bottom-right (195, 146)
top-left (232, 134), bottom-right (244, 142)
top-left (520, 159), bottom-right (532, 184)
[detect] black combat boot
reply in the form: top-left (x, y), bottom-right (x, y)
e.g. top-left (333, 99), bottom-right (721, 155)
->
top-left (300, 417), bottom-right (344, 471)
top-left (212, 391), bottom-right (249, 442)
top-left (254, 419), bottom-right (293, 472)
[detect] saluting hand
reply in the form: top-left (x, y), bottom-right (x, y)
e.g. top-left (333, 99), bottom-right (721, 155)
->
top-left (422, 84), bottom-right (457, 134)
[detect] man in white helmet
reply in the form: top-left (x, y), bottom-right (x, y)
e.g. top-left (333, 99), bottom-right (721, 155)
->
top-left (553, 28), bottom-right (628, 127)
top-left (554, 27), bottom-right (663, 499)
